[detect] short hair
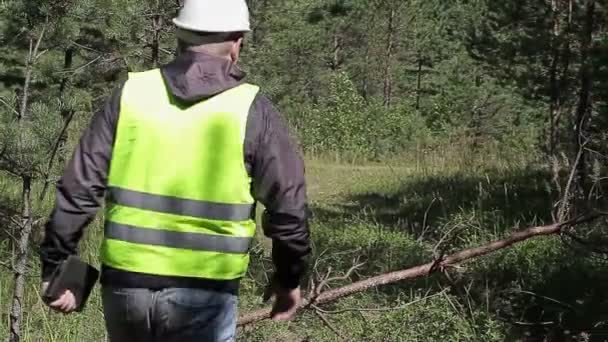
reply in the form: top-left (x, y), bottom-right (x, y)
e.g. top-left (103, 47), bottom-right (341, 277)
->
top-left (176, 28), bottom-right (243, 46)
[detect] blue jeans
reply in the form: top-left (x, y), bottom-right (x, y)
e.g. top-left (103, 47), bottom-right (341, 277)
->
top-left (102, 287), bottom-right (238, 342)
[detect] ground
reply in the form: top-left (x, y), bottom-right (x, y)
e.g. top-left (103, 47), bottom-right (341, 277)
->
top-left (1, 158), bottom-right (607, 341)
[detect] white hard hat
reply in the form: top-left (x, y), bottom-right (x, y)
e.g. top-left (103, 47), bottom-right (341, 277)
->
top-left (173, 0), bottom-right (251, 33)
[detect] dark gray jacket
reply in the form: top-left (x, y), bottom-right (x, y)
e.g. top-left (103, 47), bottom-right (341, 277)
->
top-left (39, 51), bottom-right (310, 292)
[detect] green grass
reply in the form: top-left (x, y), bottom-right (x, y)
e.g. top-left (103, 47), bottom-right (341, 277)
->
top-left (1, 155), bottom-right (607, 341)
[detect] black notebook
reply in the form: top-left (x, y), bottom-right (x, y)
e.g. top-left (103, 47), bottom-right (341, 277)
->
top-left (43, 255), bottom-right (100, 312)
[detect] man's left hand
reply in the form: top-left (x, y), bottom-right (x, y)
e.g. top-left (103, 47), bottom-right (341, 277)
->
top-left (41, 282), bottom-right (77, 314)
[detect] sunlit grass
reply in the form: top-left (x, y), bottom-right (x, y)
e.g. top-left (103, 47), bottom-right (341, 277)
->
top-left (1, 150), bottom-right (605, 341)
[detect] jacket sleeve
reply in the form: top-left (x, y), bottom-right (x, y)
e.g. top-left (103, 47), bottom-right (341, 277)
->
top-left (39, 84), bottom-right (122, 281)
top-left (246, 95), bottom-right (311, 290)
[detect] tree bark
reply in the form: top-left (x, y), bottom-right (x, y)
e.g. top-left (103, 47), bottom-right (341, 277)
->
top-left (238, 218), bottom-right (596, 326)
top-left (572, 0), bottom-right (595, 213)
top-left (383, 7), bottom-right (396, 108)
top-left (9, 176), bottom-right (32, 342)
top-left (9, 25), bottom-right (45, 342)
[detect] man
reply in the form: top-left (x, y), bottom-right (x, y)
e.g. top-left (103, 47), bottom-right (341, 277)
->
top-left (39, 1), bottom-right (310, 341)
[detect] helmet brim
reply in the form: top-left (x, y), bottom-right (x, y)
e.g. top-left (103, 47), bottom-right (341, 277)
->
top-left (172, 18), bottom-right (251, 33)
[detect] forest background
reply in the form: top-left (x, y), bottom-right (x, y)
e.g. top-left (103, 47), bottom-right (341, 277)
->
top-left (0, 0), bottom-right (607, 341)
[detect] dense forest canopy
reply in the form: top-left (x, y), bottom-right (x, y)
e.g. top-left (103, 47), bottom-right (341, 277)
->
top-left (0, 0), bottom-right (607, 341)
top-left (0, 0), bottom-right (606, 159)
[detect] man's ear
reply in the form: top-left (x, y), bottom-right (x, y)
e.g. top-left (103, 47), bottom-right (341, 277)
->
top-left (231, 37), bottom-right (244, 63)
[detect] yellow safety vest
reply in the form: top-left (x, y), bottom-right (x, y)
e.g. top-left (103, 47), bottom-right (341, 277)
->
top-left (100, 69), bottom-right (259, 280)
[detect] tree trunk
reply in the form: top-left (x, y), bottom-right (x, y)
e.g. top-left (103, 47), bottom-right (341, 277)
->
top-left (553, 0), bottom-right (573, 153)
top-left (572, 0), bottom-right (595, 214)
top-left (59, 47), bottom-right (74, 157)
top-left (383, 7), bottom-right (396, 108)
top-left (547, 0), bottom-right (562, 155)
top-left (362, 46), bottom-right (370, 99)
top-left (151, 15), bottom-right (161, 68)
top-left (39, 46), bottom-right (76, 201)
top-left (332, 31), bottom-right (342, 70)
top-left (19, 40), bottom-right (34, 121)
top-left (415, 53), bottom-right (423, 110)
top-left (362, 48), bottom-right (370, 99)
top-left (9, 176), bottom-right (32, 342)
top-left (248, 0), bottom-right (265, 46)
top-left (150, 0), bottom-right (162, 67)
top-left (361, 12), bottom-right (375, 100)
top-left (18, 28), bottom-right (45, 122)
top-left (553, 0), bottom-right (573, 154)
top-left (58, 47), bottom-right (74, 101)
top-left (10, 26), bottom-right (45, 342)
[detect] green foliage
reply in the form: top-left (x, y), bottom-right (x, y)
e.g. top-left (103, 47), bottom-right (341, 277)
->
top-left (237, 0), bottom-right (553, 161)
top-left (294, 72), bottom-right (369, 155)
top-left (1, 153), bottom-right (606, 341)
top-left (0, 0), bottom-right (607, 340)
top-left (292, 72), bottom-right (431, 159)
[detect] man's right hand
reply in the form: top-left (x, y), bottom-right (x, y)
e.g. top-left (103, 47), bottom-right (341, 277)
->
top-left (264, 282), bottom-right (301, 321)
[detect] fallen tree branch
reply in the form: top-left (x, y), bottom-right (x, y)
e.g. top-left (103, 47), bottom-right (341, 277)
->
top-left (237, 215), bottom-right (603, 326)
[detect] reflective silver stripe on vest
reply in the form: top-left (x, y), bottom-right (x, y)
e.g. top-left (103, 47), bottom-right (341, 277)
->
top-left (108, 187), bottom-right (253, 222)
top-left (105, 221), bottom-right (253, 254)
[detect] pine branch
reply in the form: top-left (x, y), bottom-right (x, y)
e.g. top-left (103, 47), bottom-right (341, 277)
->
top-left (237, 215), bottom-right (603, 327)
top-left (39, 110), bottom-right (76, 201)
